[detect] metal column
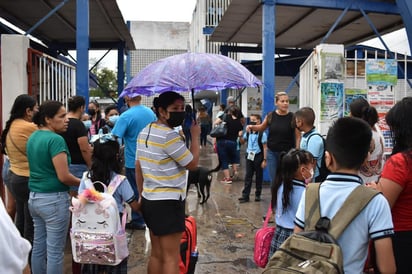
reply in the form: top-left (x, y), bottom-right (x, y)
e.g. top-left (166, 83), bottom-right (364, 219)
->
top-left (262, 0), bottom-right (275, 117)
top-left (76, 0), bottom-right (90, 105)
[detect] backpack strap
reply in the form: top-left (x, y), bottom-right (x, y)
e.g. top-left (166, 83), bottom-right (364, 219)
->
top-left (328, 186), bottom-right (379, 239)
top-left (304, 183), bottom-right (380, 239)
top-left (107, 174), bottom-right (126, 196)
top-left (304, 183), bottom-right (321, 231)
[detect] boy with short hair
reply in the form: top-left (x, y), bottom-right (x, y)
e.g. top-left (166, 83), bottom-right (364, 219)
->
top-left (238, 114), bottom-right (267, 202)
top-left (294, 117), bottom-right (396, 273)
top-left (295, 107), bottom-right (324, 182)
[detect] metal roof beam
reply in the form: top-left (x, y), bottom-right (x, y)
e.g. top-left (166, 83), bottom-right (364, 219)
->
top-left (275, 0), bottom-right (400, 15)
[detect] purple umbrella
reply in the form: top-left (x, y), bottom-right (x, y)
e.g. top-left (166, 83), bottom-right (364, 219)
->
top-left (120, 52), bottom-right (262, 98)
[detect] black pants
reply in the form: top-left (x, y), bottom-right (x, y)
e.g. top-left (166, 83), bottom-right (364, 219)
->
top-left (7, 171), bottom-right (33, 244)
top-left (241, 152), bottom-right (263, 198)
top-left (393, 230), bottom-right (412, 274)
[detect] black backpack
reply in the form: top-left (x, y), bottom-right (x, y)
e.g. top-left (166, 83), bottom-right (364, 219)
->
top-left (307, 133), bottom-right (330, 182)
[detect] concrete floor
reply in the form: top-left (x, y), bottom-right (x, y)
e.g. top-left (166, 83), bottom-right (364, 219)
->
top-left (65, 145), bottom-right (271, 273)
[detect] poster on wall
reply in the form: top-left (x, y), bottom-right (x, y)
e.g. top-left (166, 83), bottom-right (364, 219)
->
top-left (366, 59), bottom-right (397, 86)
top-left (366, 59), bottom-right (397, 155)
top-left (344, 88), bottom-right (367, 116)
top-left (321, 53), bottom-right (344, 80)
top-left (320, 82), bottom-right (344, 120)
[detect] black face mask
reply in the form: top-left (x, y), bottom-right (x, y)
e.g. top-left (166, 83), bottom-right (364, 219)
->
top-left (88, 109), bottom-right (96, 116)
top-left (249, 121), bottom-right (257, 125)
top-left (167, 111), bottom-right (186, 128)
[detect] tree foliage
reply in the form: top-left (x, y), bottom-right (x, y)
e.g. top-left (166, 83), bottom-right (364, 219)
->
top-left (90, 67), bottom-right (118, 98)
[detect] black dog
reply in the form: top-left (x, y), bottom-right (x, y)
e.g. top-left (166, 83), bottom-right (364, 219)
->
top-left (187, 163), bottom-right (220, 204)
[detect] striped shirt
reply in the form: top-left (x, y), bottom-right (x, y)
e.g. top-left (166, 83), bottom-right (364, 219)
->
top-left (137, 123), bottom-right (193, 200)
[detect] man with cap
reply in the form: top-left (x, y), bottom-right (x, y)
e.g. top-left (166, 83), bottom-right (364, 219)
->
top-left (112, 95), bottom-right (157, 230)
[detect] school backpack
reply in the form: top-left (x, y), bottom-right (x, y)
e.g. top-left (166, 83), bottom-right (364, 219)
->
top-left (307, 133), bottom-right (330, 182)
top-left (179, 215), bottom-right (198, 274)
top-left (263, 183), bottom-right (379, 274)
top-left (70, 173), bottom-right (128, 266)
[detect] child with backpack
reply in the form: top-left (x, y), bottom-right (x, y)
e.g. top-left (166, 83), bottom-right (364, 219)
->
top-left (292, 117), bottom-right (395, 273)
top-left (268, 149), bottom-right (314, 259)
top-left (294, 107), bottom-right (328, 182)
top-left (74, 133), bottom-right (139, 273)
top-left (238, 114), bottom-right (267, 202)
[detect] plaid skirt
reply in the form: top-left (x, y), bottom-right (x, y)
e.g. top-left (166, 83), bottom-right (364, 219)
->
top-left (268, 225), bottom-right (294, 260)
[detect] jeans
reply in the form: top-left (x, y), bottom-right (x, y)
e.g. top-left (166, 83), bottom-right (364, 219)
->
top-left (69, 164), bottom-right (88, 192)
top-left (267, 149), bottom-right (280, 186)
top-left (29, 191), bottom-right (70, 274)
top-left (200, 124), bottom-right (210, 146)
top-left (125, 167), bottom-right (145, 226)
top-left (242, 152), bottom-right (263, 198)
top-left (216, 139), bottom-right (238, 170)
top-left (8, 171), bottom-right (33, 243)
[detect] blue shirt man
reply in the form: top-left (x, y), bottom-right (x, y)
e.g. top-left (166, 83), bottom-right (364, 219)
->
top-left (112, 95), bottom-right (156, 229)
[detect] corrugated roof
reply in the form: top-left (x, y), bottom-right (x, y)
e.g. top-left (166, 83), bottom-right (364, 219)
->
top-left (0, 0), bottom-right (135, 51)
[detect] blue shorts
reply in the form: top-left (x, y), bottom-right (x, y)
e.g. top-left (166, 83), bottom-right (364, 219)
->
top-left (216, 139), bottom-right (238, 169)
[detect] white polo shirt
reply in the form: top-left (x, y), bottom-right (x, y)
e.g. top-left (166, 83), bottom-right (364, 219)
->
top-left (295, 173), bottom-right (394, 273)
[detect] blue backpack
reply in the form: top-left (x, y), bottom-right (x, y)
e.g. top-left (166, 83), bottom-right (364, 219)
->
top-left (307, 133), bottom-right (330, 182)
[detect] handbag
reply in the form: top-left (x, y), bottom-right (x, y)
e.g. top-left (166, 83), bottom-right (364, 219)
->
top-left (254, 205), bottom-right (275, 268)
top-left (210, 114), bottom-right (227, 138)
top-left (209, 123), bottom-right (227, 138)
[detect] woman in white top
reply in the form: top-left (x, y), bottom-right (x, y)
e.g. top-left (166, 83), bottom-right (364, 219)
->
top-left (349, 97), bottom-right (384, 183)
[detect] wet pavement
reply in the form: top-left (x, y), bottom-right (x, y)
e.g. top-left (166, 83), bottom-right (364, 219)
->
top-left (65, 145), bottom-right (271, 273)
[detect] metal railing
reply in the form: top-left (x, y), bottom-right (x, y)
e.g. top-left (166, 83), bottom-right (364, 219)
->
top-left (28, 48), bottom-right (76, 108)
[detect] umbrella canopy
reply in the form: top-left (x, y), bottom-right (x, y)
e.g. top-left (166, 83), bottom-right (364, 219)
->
top-left (120, 52), bottom-right (262, 98)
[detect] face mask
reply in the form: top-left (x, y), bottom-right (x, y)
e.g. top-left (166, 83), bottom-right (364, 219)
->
top-left (83, 120), bottom-right (91, 130)
top-left (249, 121), bottom-right (257, 125)
top-left (108, 115), bottom-right (119, 126)
top-left (166, 111), bottom-right (185, 128)
top-left (88, 109), bottom-right (96, 116)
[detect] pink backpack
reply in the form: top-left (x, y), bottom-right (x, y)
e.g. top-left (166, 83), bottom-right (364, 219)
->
top-left (254, 206), bottom-right (275, 268)
top-left (70, 173), bottom-right (128, 266)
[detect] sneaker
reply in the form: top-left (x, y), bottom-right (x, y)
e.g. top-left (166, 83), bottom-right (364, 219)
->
top-left (255, 196), bottom-right (261, 202)
top-left (220, 177), bottom-right (232, 184)
top-left (238, 197), bottom-right (249, 203)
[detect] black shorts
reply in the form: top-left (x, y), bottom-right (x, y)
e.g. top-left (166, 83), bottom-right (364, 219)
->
top-left (141, 197), bottom-right (186, 236)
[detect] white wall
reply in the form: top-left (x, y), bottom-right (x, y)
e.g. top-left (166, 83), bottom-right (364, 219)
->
top-left (130, 21), bottom-right (190, 50)
top-left (1, 34), bottom-right (29, 129)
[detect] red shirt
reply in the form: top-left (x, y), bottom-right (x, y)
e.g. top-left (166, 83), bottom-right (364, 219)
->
top-left (381, 152), bottom-right (412, 231)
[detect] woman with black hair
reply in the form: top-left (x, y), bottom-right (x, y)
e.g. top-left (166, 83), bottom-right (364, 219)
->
top-left (349, 97), bottom-right (384, 184)
top-left (27, 100), bottom-right (80, 274)
top-left (369, 97), bottom-right (412, 273)
top-left (136, 91), bottom-right (200, 274)
top-left (0, 94), bottom-right (38, 244)
top-left (87, 100), bottom-right (106, 137)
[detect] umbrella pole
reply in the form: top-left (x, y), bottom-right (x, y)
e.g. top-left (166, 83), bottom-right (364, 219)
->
top-left (191, 88), bottom-right (196, 124)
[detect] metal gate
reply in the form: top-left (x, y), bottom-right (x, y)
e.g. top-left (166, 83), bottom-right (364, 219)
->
top-left (27, 48), bottom-right (76, 108)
